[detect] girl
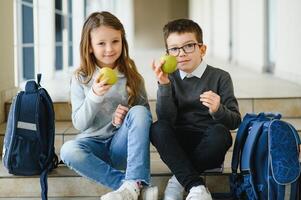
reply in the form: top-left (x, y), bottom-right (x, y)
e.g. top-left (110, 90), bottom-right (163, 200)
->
top-left (60, 11), bottom-right (157, 200)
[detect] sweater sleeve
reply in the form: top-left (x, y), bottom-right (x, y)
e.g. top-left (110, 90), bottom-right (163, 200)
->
top-left (211, 73), bottom-right (241, 130)
top-left (156, 82), bottom-right (177, 124)
top-left (70, 76), bottom-right (105, 131)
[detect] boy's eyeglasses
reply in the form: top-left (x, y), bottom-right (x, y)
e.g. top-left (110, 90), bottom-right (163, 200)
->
top-left (167, 43), bottom-right (202, 56)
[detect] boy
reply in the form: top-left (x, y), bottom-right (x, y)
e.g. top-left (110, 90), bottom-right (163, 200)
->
top-left (151, 19), bottom-right (241, 200)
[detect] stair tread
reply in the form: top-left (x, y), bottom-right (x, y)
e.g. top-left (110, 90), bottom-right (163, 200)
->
top-left (1, 117), bottom-right (301, 136)
top-left (0, 158), bottom-right (231, 179)
top-left (0, 198), bottom-right (100, 200)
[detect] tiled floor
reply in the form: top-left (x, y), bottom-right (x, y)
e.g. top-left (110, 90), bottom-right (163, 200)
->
top-left (38, 50), bottom-right (301, 102)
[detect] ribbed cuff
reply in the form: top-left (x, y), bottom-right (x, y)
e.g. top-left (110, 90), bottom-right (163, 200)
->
top-left (158, 83), bottom-right (172, 97)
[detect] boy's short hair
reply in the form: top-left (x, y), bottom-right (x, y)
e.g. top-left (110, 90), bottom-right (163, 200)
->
top-left (163, 19), bottom-right (203, 48)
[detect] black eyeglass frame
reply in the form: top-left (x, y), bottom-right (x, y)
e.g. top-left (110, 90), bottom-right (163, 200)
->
top-left (166, 43), bottom-right (203, 56)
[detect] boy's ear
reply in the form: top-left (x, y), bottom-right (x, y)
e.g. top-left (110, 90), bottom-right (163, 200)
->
top-left (199, 44), bottom-right (207, 57)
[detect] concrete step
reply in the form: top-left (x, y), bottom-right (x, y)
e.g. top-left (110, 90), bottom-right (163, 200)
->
top-left (1, 119), bottom-right (300, 198)
top-left (0, 157), bottom-right (230, 199)
top-left (1, 96), bottom-right (301, 198)
top-left (5, 97), bottom-right (301, 121)
top-left (1, 118), bottom-right (300, 198)
top-left (1, 118), bottom-right (300, 157)
top-left (0, 198), bottom-right (100, 200)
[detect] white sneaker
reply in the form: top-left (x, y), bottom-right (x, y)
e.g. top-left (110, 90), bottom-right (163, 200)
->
top-left (101, 181), bottom-right (140, 200)
top-left (185, 185), bottom-right (212, 200)
top-left (163, 175), bottom-right (184, 200)
top-left (140, 186), bottom-right (158, 200)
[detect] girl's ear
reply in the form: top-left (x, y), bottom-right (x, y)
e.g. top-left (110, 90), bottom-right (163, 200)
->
top-left (89, 47), bottom-right (93, 53)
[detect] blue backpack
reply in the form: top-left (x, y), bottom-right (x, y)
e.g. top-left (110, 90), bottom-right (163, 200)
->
top-left (2, 74), bottom-right (58, 200)
top-left (230, 113), bottom-right (301, 200)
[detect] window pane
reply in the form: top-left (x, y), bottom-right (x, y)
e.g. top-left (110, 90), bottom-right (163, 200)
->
top-left (68, 18), bottom-right (73, 42)
top-left (55, 14), bottom-right (63, 42)
top-left (68, 0), bottom-right (72, 14)
top-left (69, 45), bottom-right (73, 67)
top-left (23, 47), bottom-right (35, 80)
top-left (23, 0), bottom-right (33, 3)
top-left (55, 46), bottom-right (63, 70)
top-left (55, 0), bottom-right (62, 10)
top-left (22, 5), bottom-right (34, 43)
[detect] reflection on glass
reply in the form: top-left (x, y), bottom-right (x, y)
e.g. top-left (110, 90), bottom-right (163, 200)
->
top-left (23, 47), bottom-right (35, 80)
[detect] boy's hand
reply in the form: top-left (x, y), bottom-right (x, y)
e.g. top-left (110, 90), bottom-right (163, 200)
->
top-left (152, 59), bottom-right (170, 85)
top-left (113, 104), bottom-right (129, 126)
top-left (200, 90), bottom-right (221, 114)
top-left (92, 78), bottom-right (112, 96)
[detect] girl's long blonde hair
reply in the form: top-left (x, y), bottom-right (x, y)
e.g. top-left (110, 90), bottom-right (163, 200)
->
top-left (76, 11), bottom-right (144, 106)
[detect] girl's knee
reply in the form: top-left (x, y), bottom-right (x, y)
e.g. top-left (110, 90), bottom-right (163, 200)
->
top-left (127, 105), bottom-right (152, 124)
top-left (60, 140), bottom-right (85, 164)
top-left (129, 105), bottom-right (151, 118)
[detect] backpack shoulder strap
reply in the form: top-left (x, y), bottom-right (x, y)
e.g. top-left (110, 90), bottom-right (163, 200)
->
top-left (34, 74), bottom-right (57, 200)
top-left (240, 121), bottom-right (265, 170)
top-left (231, 113), bottom-right (257, 173)
top-left (241, 121), bottom-right (266, 200)
top-left (38, 87), bottom-right (58, 200)
top-left (231, 112), bottom-right (281, 173)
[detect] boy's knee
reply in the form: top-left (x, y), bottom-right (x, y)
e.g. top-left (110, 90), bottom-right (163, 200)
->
top-left (210, 124), bottom-right (232, 145)
top-left (202, 124), bottom-right (232, 158)
top-left (150, 120), bottom-right (174, 142)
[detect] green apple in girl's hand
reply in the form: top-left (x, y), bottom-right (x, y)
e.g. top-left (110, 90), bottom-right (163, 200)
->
top-left (160, 55), bottom-right (177, 74)
top-left (98, 67), bottom-right (118, 85)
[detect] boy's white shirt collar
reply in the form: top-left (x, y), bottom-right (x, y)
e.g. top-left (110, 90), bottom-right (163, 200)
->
top-left (179, 60), bottom-right (207, 80)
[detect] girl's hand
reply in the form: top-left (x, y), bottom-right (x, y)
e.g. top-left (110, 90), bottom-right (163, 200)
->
top-left (113, 104), bottom-right (129, 126)
top-left (200, 90), bottom-right (221, 114)
top-left (92, 78), bottom-right (112, 96)
top-left (151, 59), bottom-right (170, 85)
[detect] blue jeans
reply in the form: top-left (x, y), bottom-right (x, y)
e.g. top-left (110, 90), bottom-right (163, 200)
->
top-left (60, 105), bottom-right (152, 190)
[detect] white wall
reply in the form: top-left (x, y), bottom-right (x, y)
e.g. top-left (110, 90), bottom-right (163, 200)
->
top-left (85, 0), bottom-right (135, 50)
top-left (189, 0), bottom-right (230, 61)
top-left (115, 0), bottom-right (134, 50)
top-left (190, 0), bottom-right (265, 72)
top-left (36, 0), bottom-right (55, 80)
top-left (189, 0), bottom-right (213, 56)
top-left (274, 0), bottom-right (301, 85)
top-left (232, 0), bottom-right (265, 72)
top-left (0, 0), bottom-right (17, 123)
top-left (72, 0), bottom-right (85, 69)
top-left (212, 0), bottom-right (230, 61)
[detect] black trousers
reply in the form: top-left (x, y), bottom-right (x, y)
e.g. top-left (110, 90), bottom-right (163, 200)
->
top-left (150, 120), bottom-right (232, 192)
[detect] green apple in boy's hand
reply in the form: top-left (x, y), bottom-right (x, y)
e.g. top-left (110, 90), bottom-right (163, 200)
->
top-left (160, 55), bottom-right (177, 74)
top-left (98, 67), bottom-right (118, 85)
